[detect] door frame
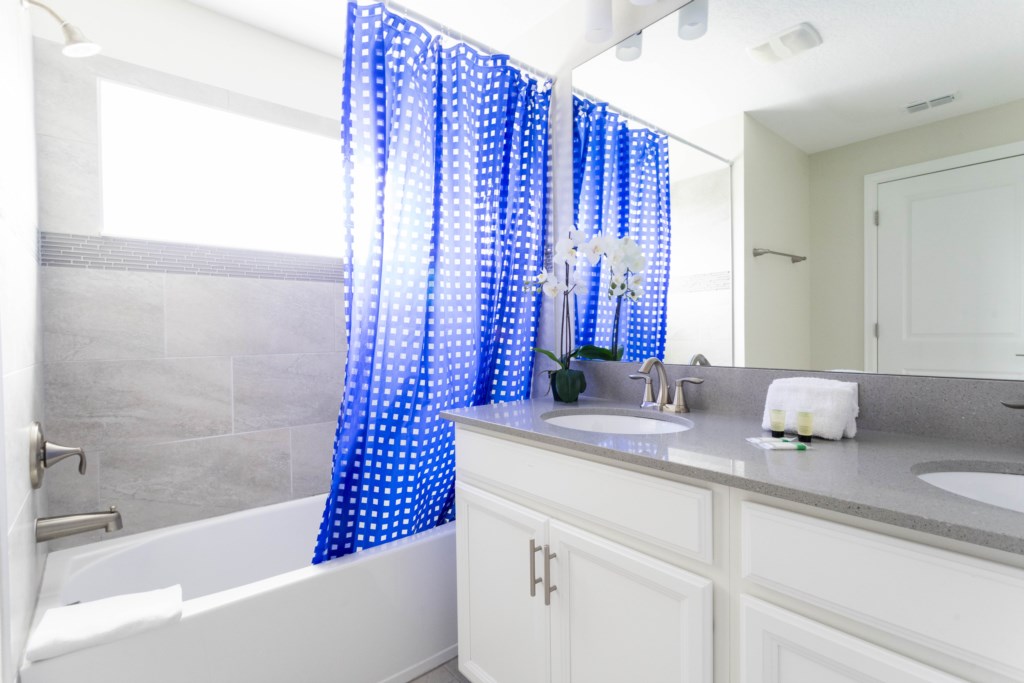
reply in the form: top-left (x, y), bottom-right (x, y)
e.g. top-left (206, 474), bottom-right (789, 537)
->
top-left (862, 140), bottom-right (1024, 372)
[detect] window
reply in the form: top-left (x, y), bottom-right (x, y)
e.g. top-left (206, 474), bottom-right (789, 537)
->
top-left (99, 80), bottom-right (344, 257)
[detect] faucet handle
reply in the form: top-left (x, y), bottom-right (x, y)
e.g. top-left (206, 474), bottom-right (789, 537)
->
top-left (30, 422), bottom-right (87, 489)
top-left (628, 373), bottom-right (656, 406)
top-left (668, 377), bottom-right (705, 413)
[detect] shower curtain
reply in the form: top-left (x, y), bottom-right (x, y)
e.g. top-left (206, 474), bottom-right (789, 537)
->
top-left (573, 96), bottom-right (671, 362)
top-left (313, 3), bottom-right (550, 563)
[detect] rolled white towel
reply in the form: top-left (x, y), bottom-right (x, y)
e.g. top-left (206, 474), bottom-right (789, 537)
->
top-left (761, 377), bottom-right (859, 440)
top-left (25, 585), bottom-right (182, 662)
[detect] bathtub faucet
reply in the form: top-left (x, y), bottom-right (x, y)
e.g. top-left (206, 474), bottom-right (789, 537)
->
top-left (36, 506), bottom-right (123, 543)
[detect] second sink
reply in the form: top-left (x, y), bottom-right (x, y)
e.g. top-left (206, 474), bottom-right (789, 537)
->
top-left (542, 409), bottom-right (693, 435)
top-left (917, 470), bottom-right (1024, 514)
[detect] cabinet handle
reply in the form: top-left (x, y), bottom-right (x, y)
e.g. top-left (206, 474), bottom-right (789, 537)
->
top-left (543, 544), bottom-right (557, 606)
top-left (529, 539), bottom-right (543, 597)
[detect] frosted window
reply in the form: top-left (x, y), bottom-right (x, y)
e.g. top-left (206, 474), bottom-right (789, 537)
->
top-left (99, 80), bottom-right (344, 257)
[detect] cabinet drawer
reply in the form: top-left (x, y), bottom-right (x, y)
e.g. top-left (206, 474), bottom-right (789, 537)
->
top-left (741, 502), bottom-right (1024, 679)
top-left (456, 429), bottom-right (713, 564)
top-left (740, 595), bottom-right (965, 683)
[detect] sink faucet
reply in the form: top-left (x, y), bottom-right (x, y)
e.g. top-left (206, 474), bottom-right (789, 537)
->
top-left (630, 357), bottom-right (705, 413)
top-left (36, 506), bottom-right (122, 543)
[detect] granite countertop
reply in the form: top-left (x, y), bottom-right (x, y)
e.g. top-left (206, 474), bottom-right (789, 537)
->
top-left (441, 397), bottom-right (1024, 556)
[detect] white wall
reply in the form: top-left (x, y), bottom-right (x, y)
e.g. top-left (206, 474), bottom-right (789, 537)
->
top-left (0, 1), bottom-right (46, 679)
top-left (28, 0), bottom-right (342, 118)
top-left (742, 115), bottom-right (811, 370)
top-left (808, 98), bottom-right (1024, 371)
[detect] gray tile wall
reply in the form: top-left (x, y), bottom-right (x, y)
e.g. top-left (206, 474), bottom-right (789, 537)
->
top-left (42, 267), bottom-right (345, 548)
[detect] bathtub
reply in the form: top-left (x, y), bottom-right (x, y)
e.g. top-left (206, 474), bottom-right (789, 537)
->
top-left (20, 495), bottom-right (457, 683)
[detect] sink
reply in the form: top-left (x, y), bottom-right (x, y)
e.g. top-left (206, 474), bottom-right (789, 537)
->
top-left (917, 470), bottom-right (1024, 514)
top-left (542, 409), bottom-right (693, 435)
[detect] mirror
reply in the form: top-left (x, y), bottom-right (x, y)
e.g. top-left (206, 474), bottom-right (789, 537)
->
top-left (572, 0), bottom-right (1024, 379)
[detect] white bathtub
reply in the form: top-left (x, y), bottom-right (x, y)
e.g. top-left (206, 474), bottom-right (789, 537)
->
top-left (20, 495), bottom-right (457, 683)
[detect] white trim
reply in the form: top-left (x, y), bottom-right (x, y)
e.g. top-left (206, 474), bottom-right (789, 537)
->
top-left (863, 140), bottom-right (1024, 373)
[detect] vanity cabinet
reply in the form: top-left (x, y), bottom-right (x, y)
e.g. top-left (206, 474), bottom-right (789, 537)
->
top-left (454, 442), bottom-right (714, 683)
top-left (453, 426), bottom-right (1024, 683)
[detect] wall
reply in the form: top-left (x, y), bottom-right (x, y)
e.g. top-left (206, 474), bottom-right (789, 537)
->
top-left (32, 40), bottom-right (347, 549)
top-left (742, 115), bottom-right (812, 371)
top-left (809, 98), bottom-right (1024, 371)
top-left (665, 168), bottom-right (733, 366)
top-left (0, 1), bottom-right (46, 679)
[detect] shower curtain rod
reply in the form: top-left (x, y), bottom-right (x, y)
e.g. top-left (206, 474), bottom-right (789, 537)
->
top-left (573, 87), bottom-right (732, 166)
top-left (382, 0), bottom-right (556, 83)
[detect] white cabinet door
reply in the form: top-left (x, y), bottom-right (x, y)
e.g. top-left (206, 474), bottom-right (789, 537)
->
top-left (548, 520), bottom-right (713, 683)
top-left (455, 483), bottom-right (550, 683)
top-left (740, 596), bottom-right (965, 683)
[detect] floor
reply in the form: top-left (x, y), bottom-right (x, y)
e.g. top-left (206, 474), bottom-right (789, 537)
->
top-left (410, 656), bottom-right (471, 683)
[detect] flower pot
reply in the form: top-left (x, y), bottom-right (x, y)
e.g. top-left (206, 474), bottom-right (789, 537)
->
top-left (550, 367), bottom-right (587, 403)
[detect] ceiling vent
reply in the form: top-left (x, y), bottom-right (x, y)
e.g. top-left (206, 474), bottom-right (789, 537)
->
top-left (748, 23), bottom-right (822, 63)
top-left (906, 94), bottom-right (957, 114)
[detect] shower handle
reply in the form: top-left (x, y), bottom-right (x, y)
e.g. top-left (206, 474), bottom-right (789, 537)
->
top-left (529, 539), bottom-right (543, 597)
top-left (543, 545), bottom-right (557, 606)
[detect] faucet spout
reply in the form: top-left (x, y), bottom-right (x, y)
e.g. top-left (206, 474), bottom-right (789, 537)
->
top-left (638, 357), bottom-right (670, 408)
top-left (36, 506), bottom-right (122, 543)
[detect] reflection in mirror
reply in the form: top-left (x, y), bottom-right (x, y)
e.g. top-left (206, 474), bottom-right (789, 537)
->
top-left (572, 95), bottom-right (732, 365)
top-left (572, 0), bottom-right (1024, 379)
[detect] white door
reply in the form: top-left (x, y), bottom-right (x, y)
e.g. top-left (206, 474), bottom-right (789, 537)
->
top-left (548, 520), bottom-right (713, 683)
top-left (455, 483), bottom-right (550, 683)
top-left (740, 595), bottom-right (966, 683)
top-left (876, 154), bottom-right (1024, 378)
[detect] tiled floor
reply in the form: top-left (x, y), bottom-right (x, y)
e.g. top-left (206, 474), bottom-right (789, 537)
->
top-left (409, 656), bottom-right (471, 683)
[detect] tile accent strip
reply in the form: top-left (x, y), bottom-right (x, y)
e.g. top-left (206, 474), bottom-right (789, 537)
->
top-left (40, 232), bottom-right (344, 283)
top-left (674, 271), bottom-right (731, 293)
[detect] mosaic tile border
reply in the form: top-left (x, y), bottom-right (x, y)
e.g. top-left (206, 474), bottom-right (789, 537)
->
top-left (40, 232), bottom-right (344, 283)
top-left (674, 270), bottom-right (731, 293)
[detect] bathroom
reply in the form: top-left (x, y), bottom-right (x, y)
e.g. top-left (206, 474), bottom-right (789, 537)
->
top-left (1, 0), bottom-right (1023, 681)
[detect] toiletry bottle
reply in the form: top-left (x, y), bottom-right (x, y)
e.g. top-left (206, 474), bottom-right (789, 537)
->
top-left (769, 409), bottom-right (786, 438)
top-left (796, 410), bottom-right (813, 443)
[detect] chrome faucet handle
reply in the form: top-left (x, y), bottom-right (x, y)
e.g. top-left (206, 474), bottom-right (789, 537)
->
top-left (628, 373), bottom-right (656, 407)
top-left (668, 377), bottom-right (705, 413)
top-left (30, 422), bottom-right (87, 489)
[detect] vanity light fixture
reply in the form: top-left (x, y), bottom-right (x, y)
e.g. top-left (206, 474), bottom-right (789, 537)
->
top-left (616, 32), bottom-right (643, 61)
top-left (677, 0), bottom-right (708, 40)
top-left (748, 22), bottom-right (821, 63)
top-left (585, 0), bottom-right (613, 43)
top-left (23, 0), bottom-right (101, 58)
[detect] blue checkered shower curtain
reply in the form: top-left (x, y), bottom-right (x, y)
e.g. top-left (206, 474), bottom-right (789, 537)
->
top-left (573, 96), bottom-right (671, 362)
top-left (313, 3), bottom-right (550, 563)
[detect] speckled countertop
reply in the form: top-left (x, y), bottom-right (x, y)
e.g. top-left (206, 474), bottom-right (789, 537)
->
top-left (442, 397), bottom-right (1024, 556)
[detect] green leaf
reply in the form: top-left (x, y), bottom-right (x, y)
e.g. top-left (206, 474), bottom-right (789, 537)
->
top-left (615, 346), bottom-right (625, 360)
top-left (575, 344), bottom-right (617, 361)
top-left (534, 347), bottom-right (565, 369)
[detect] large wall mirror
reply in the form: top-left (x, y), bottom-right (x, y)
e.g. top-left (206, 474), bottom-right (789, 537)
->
top-left (572, 0), bottom-right (1024, 379)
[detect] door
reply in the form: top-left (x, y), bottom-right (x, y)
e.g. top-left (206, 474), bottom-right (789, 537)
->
top-left (876, 154), bottom-right (1024, 378)
top-left (455, 483), bottom-right (550, 683)
top-left (740, 595), bottom-right (965, 683)
top-left (548, 520), bottom-right (713, 683)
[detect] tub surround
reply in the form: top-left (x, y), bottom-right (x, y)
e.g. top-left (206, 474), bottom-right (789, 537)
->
top-left (443, 397), bottom-right (1024, 556)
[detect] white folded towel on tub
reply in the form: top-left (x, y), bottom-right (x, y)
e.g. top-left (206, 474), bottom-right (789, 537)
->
top-left (761, 377), bottom-right (859, 440)
top-left (25, 584), bottom-right (183, 662)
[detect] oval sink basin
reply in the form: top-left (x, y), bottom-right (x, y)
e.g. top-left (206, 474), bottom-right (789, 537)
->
top-left (917, 471), bottom-right (1024, 514)
top-left (542, 409), bottom-right (693, 435)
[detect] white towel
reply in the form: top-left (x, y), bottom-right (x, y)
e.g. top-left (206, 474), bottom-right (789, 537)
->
top-left (761, 377), bottom-right (859, 440)
top-left (25, 585), bottom-right (182, 662)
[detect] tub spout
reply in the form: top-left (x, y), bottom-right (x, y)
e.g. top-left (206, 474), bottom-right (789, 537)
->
top-left (36, 506), bottom-right (123, 543)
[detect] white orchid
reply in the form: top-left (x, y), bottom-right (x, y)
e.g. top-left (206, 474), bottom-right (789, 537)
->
top-left (554, 237), bottom-right (577, 267)
top-left (629, 273), bottom-right (644, 289)
top-left (582, 235), bottom-right (609, 265)
top-left (567, 228), bottom-right (585, 246)
top-left (620, 237), bottom-right (647, 273)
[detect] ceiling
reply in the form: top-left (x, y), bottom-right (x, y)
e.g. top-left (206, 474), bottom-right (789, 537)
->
top-left (574, 0), bottom-right (1024, 153)
top-left (185, 0), bottom-right (1024, 154)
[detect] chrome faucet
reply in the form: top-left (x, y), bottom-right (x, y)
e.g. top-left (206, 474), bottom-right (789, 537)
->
top-left (36, 506), bottom-right (122, 542)
top-left (630, 357), bottom-right (705, 413)
top-left (689, 353), bottom-right (711, 367)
